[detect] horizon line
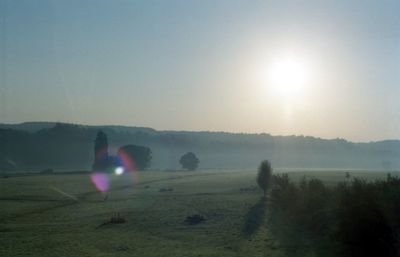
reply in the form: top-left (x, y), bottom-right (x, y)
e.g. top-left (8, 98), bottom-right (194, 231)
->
top-left (1, 120), bottom-right (399, 144)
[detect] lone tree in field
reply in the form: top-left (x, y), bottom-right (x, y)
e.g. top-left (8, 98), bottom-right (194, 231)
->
top-left (257, 160), bottom-right (272, 198)
top-left (118, 144), bottom-right (152, 171)
top-left (92, 131), bottom-right (110, 171)
top-left (180, 152), bottom-right (199, 171)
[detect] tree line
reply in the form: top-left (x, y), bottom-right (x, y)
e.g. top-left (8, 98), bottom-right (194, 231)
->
top-left (92, 130), bottom-right (199, 172)
top-left (0, 123), bottom-right (201, 172)
top-left (1, 122), bottom-right (399, 171)
top-left (256, 161), bottom-right (400, 257)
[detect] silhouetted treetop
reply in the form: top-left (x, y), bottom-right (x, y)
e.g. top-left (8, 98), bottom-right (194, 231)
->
top-left (257, 160), bottom-right (272, 198)
top-left (92, 131), bottom-right (110, 171)
top-left (180, 152), bottom-right (199, 171)
top-left (118, 144), bottom-right (151, 171)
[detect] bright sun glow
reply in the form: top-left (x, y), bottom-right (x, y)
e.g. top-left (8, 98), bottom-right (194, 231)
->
top-left (267, 56), bottom-right (311, 97)
top-left (115, 166), bottom-right (124, 175)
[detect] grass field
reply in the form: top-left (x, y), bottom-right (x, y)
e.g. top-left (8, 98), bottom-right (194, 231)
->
top-left (0, 169), bottom-right (398, 257)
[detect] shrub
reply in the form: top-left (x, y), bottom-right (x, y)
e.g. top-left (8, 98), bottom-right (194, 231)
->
top-left (335, 179), bottom-right (400, 257)
top-left (267, 175), bottom-right (400, 257)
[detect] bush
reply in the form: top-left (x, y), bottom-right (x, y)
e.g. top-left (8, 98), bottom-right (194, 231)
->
top-left (335, 179), bottom-right (400, 257)
top-left (267, 175), bottom-right (400, 257)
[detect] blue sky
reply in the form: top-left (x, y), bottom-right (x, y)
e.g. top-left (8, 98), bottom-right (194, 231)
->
top-left (1, 0), bottom-right (400, 141)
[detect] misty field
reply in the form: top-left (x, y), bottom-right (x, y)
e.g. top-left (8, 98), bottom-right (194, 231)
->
top-left (0, 170), bottom-right (397, 257)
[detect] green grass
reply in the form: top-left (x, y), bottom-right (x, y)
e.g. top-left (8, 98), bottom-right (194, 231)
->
top-left (0, 169), bottom-right (398, 257)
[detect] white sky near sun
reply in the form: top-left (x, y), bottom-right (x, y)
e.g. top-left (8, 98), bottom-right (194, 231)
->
top-left (1, 0), bottom-right (400, 142)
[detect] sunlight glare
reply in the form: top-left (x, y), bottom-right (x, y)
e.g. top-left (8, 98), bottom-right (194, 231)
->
top-left (267, 56), bottom-right (311, 97)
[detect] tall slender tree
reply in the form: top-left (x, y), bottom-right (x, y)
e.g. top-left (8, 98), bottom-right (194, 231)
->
top-left (257, 160), bottom-right (272, 198)
top-left (92, 131), bottom-right (109, 170)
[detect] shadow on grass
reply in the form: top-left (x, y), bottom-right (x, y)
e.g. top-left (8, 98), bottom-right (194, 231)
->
top-left (242, 198), bottom-right (267, 237)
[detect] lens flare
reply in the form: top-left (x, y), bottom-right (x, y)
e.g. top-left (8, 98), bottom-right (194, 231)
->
top-left (90, 172), bottom-right (109, 192)
top-left (117, 149), bottom-right (136, 172)
top-left (115, 166), bottom-right (124, 175)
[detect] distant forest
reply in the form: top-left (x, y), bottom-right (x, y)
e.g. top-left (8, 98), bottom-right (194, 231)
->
top-left (0, 122), bottom-right (399, 171)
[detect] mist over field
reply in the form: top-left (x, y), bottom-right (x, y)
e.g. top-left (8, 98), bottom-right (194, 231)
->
top-left (2, 1), bottom-right (400, 256)
top-left (1, 122), bottom-right (399, 172)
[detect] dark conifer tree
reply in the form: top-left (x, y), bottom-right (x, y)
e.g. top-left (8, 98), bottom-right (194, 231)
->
top-left (92, 131), bottom-right (109, 171)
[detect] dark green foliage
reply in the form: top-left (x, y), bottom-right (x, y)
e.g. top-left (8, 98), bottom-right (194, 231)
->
top-left (268, 175), bottom-right (332, 256)
top-left (92, 131), bottom-right (110, 171)
top-left (0, 124), bottom-right (95, 170)
top-left (118, 144), bottom-right (151, 170)
top-left (267, 175), bottom-right (400, 257)
top-left (2, 122), bottom-right (400, 171)
top-left (335, 179), bottom-right (400, 257)
top-left (179, 152), bottom-right (199, 171)
top-left (0, 129), bottom-right (31, 169)
top-left (94, 131), bottom-right (108, 157)
top-left (257, 160), bottom-right (272, 197)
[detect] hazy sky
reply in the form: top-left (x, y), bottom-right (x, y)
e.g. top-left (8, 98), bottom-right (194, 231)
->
top-left (1, 0), bottom-right (400, 142)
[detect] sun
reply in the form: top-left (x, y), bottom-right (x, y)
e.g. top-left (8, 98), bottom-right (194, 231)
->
top-left (267, 56), bottom-right (311, 97)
